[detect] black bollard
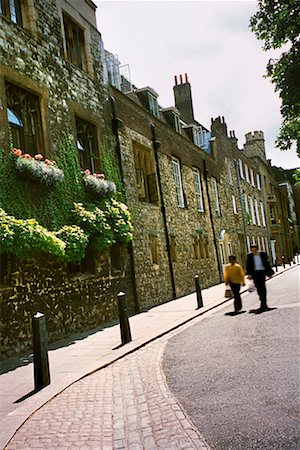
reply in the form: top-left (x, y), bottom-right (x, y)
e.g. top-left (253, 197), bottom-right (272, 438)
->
top-left (281, 256), bottom-right (285, 268)
top-left (117, 291), bottom-right (132, 345)
top-left (194, 275), bottom-right (203, 309)
top-left (274, 260), bottom-right (278, 272)
top-left (32, 312), bottom-right (50, 390)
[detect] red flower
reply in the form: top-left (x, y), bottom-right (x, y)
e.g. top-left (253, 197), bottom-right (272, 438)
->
top-left (34, 154), bottom-right (43, 160)
top-left (12, 148), bottom-right (22, 157)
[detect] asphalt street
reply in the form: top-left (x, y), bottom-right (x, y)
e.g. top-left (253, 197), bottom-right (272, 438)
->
top-left (163, 266), bottom-right (300, 450)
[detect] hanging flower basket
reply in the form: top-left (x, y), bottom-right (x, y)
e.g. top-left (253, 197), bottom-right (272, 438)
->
top-left (83, 169), bottom-right (116, 198)
top-left (12, 148), bottom-right (64, 187)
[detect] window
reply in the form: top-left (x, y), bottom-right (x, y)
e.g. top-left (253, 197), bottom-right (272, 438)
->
top-left (249, 196), bottom-right (256, 225)
top-left (227, 161), bottom-right (233, 185)
top-left (264, 237), bottom-right (268, 253)
top-left (174, 114), bottom-right (181, 133)
top-left (63, 13), bottom-right (86, 70)
top-left (170, 237), bottom-right (177, 262)
top-left (251, 235), bottom-right (256, 245)
top-left (232, 195), bottom-right (238, 214)
top-left (148, 92), bottom-right (159, 118)
top-left (6, 82), bottom-right (43, 155)
top-left (133, 142), bottom-right (158, 204)
top-left (256, 173), bottom-right (261, 190)
top-left (0, 0), bottom-right (23, 26)
top-left (261, 237), bottom-right (266, 251)
top-left (239, 159), bottom-right (244, 179)
top-left (250, 169), bottom-right (255, 186)
top-left (228, 242), bottom-right (233, 256)
top-left (254, 199), bottom-right (261, 226)
top-left (244, 194), bottom-right (249, 214)
top-left (172, 157), bottom-right (185, 208)
top-left (150, 236), bottom-right (159, 264)
top-left (260, 202), bottom-right (266, 227)
top-left (245, 164), bottom-right (250, 183)
top-left (269, 204), bottom-right (276, 225)
top-left (211, 178), bottom-right (220, 214)
top-left (246, 236), bottom-right (250, 253)
top-left (257, 236), bottom-right (261, 250)
top-left (76, 117), bottom-right (99, 173)
top-left (219, 242), bottom-right (226, 264)
top-left (193, 168), bottom-right (204, 212)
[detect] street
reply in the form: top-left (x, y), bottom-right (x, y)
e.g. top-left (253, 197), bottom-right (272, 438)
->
top-left (163, 266), bottom-right (300, 450)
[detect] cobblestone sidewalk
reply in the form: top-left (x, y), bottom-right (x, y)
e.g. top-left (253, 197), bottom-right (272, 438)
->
top-left (6, 336), bottom-right (211, 450)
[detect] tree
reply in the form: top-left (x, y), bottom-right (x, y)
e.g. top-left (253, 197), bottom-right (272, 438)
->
top-left (250, 0), bottom-right (300, 170)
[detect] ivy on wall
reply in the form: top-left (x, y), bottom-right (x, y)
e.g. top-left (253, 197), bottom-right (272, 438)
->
top-left (0, 134), bottom-right (133, 262)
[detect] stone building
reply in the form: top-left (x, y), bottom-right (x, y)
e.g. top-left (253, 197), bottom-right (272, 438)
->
top-left (0, 0), bottom-right (298, 359)
top-left (0, 0), bottom-right (136, 359)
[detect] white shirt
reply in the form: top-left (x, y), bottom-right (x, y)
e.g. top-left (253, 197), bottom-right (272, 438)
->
top-left (253, 253), bottom-right (265, 271)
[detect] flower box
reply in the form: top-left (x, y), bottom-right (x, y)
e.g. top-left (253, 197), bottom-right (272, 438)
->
top-left (12, 149), bottom-right (64, 186)
top-left (83, 170), bottom-right (116, 198)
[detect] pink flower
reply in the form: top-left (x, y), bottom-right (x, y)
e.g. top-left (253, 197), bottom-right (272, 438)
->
top-left (34, 153), bottom-right (43, 160)
top-left (84, 169), bottom-right (91, 175)
top-left (22, 153), bottom-right (32, 159)
top-left (44, 159), bottom-right (54, 165)
top-left (12, 148), bottom-right (22, 157)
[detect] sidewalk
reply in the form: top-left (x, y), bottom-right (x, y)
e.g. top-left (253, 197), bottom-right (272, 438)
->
top-left (0, 264), bottom-right (296, 449)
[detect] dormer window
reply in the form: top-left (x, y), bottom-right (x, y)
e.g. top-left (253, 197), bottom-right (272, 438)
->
top-left (174, 114), bottom-right (181, 133)
top-left (148, 92), bottom-right (159, 118)
top-left (1, 0), bottom-right (23, 26)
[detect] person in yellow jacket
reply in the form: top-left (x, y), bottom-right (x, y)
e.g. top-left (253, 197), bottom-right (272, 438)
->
top-left (224, 255), bottom-right (245, 313)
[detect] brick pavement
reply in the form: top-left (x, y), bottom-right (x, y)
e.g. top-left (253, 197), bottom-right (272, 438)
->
top-left (6, 336), bottom-right (211, 449)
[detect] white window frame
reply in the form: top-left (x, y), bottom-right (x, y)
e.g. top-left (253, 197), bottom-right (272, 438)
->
top-left (257, 236), bottom-right (261, 250)
top-left (252, 235), bottom-right (256, 245)
top-left (244, 194), bottom-right (249, 214)
top-left (256, 173), bottom-right (261, 190)
top-left (172, 157), bottom-right (185, 208)
top-left (261, 237), bottom-right (266, 251)
top-left (232, 195), bottom-right (238, 214)
top-left (227, 160), bottom-right (233, 185)
top-left (254, 198), bottom-right (261, 226)
top-left (250, 168), bottom-right (255, 186)
top-left (249, 196), bottom-right (256, 225)
top-left (212, 177), bottom-right (220, 215)
top-left (260, 202), bottom-right (266, 227)
top-left (239, 159), bottom-right (244, 179)
top-left (219, 242), bottom-right (226, 264)
top-left (193, 168), bottom-right (204, 212)
top-left (174, 114), bottom-right (181, 134)
top-left (245, 164), bottom-right (250, 183)
top-left (246, 235), bottom-right (250, 253)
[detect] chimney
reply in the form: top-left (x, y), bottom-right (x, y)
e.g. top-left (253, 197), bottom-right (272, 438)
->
top-left (173, 73), bottom-right (195, 124)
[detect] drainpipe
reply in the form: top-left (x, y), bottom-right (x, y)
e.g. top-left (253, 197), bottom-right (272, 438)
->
top-left (203, 160), bottom-right (223, 283)
top-left (234, 159), bottom-right (248, 256)
top-left (151, 124), bottom-right (176, 299)
top-left (110, 95), bottom-right (140, 314)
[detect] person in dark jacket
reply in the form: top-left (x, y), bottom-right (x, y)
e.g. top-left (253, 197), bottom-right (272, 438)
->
top-left (246, 244), bottom-right (274, 311)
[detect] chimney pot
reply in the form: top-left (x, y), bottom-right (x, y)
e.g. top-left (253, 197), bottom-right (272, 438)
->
top-left (180, 74), bottom-right (183, 84)
top-left (185, 73), bottom-right (188, 83)
top-left (175, 75), bottom-right (178, 85)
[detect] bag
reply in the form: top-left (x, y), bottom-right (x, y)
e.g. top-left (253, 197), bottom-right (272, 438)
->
top-left (225, 287), bottom-right (233, 298)
top-left (248, 279), bottom-right (256, 293)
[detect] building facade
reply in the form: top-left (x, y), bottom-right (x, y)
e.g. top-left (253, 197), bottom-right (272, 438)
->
top-left (0, 0), bottom-right (298, 359)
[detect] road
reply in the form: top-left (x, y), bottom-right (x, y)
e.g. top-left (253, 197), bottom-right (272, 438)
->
top-left (163, 266), bottom-right (300, 450)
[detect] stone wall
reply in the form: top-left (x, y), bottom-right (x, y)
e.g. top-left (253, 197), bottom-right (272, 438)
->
top-left (0, 248), bottom-right (134, 359)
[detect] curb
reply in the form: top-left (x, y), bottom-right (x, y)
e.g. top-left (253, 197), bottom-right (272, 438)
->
top-left (3, 264), bottom-right (299, 448)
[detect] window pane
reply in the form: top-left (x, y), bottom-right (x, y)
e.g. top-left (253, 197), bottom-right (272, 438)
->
top-left (172, 158), bottom-right (184, 208)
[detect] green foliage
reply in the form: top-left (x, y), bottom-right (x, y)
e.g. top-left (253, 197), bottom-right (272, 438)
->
top-left (72, 199), bottom-right (133, 252)
top-left (54, 225), bottom-right (89, 263)
top-left (101, 138), bottom-right (125, 200)
top-left (0, 134), bottom-right (133, 261)
top-left (250, 0), bottom-right (300, 153)
top-left (0, 208), bottom-right (65, 259)
top-left (293, 168), bottom-right (300, 185)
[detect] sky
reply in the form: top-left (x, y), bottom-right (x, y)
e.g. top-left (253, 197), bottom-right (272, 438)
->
top-left (95, 0), bottom-right (299, 170)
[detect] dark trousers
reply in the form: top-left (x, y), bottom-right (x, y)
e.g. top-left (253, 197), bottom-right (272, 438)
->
top-left (252, 271), bottom-right (267, 308)
top-left (230, 283), bottom-right (242, 312)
